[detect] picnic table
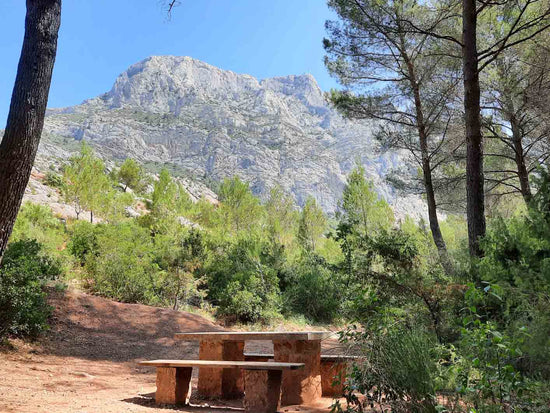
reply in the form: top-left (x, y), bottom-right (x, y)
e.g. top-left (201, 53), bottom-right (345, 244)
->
top-left (174, 331), bottom-right (333, 405)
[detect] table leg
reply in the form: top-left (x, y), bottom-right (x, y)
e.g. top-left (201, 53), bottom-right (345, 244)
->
top-left (273, 339), bottom-right (322, 406)
top-left (197, 339), bottom-right (244, 399)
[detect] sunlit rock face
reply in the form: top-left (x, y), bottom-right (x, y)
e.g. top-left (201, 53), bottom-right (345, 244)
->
top-left (41, 56), bottom-right (424, 217)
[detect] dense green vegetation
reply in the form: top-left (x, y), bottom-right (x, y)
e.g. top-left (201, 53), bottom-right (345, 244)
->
top-left (4, 141), bottom-right (550, 409)
top-left (0, 239), bottom-right (62, 338)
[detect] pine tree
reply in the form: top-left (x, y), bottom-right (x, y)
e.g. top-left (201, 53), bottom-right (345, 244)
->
top-left (0, 0), bottom-right (61, 261)
top-left (63, 143), bottom-right (110, 223)
top-left (325, 0), bottom-right (460, 272)
top-left (298, 197), bottom-right (326, 252)
top-left (117, 158), bottom-right (147, 193)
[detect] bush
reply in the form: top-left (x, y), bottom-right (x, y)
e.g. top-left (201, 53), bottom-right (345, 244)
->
top-left (10, 202), bottom-right (66, 258)
top-left (337, 325), bottom-right (438, 413)
top-left (283, 254), bottom-right (341, 322)
top-left (44, 171), bottom-right (64, 189)
top-left (154, 229), bottom-right (207, 310)
top-left (0, 240), bottom-right (62, 339)
top-left (218, 281), bottom-right (265, 323)
top-left (206, 236), bottom-right (281, 323)
top-left (1, 239), bottom-right (63, 280)
top-left (83, 222), bottom-right (162, 303)
top-left (68, 220), bottom-right (98, 265)
top-left (456, 319), bottom-right (530, 412)
top-left (477, 176), bottom-right (550, 379)
top-left (441, 285), bottom-right (550, 412)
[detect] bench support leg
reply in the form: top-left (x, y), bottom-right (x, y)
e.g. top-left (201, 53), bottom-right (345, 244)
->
top-left (155, 367), bottom-right (192, 405)
top-left (197, 339), bottom-right (244, 399)
top-left (243, 369), bottom-right (282, 413)
top-left (321, 361), bottom-right (347, 397)
top-left (274, 339), bottom-right (322, 406)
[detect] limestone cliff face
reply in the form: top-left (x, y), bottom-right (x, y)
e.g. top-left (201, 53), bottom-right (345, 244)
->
top-left (41, 56), bottom-right (423, 216)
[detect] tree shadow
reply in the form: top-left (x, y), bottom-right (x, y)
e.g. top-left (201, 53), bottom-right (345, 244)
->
top-left (122, 393), bottom-right (244, 412)
top-left (43, 289), bottom-right (225, 362)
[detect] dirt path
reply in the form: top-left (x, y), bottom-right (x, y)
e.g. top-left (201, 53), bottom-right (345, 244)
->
top-left (0, 289), bottom-right (341, 412)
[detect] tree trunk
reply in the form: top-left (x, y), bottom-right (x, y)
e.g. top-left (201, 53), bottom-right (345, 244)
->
top-left (424, 164), bottom-right (454, 273)
top-left (173, 267), bottom-right (181, 310)
top-left (496, 61), bottom-right (532, 204)
top-left (462, 0), bottom-right (486, 258)
top-left (509, 112), bottom-right (532, 203)
top-left (0, 0), bottom-right (61, 262)
top-left (403, 51), bottom-right (454, 275)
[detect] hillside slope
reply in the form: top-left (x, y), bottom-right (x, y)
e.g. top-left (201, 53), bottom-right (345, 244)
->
top-left (0, 288), bottom-right (340, 412)
top-left (39, 56), bottom-right (424, 218)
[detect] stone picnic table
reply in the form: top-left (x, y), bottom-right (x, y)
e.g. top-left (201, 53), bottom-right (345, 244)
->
top-left (174, 331), bottom-right (334, 405)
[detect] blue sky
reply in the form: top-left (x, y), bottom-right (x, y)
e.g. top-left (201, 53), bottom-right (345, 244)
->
top-left (0, 0), bottom-right (340, 125)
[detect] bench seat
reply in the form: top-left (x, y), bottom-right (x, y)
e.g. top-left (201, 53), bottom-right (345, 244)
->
top-left (243, 353), bottom-right (359, 397)
top-left (139, 359), bottom-right (304, 370)
top-left (139, 359), bottom-right (304, 413)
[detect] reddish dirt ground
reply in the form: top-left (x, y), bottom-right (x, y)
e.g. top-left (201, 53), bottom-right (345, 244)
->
top-left (0, 289), bottom-right (342, 413)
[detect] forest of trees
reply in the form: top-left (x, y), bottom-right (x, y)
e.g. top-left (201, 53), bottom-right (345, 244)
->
top-left (1, 0), bottom-right (550, 412)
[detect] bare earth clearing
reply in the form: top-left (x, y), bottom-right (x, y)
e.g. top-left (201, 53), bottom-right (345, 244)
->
top-left (0, 289), bottom-right (342, 413)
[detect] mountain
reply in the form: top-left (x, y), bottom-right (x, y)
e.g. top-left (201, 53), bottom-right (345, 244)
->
top-left (39, 56), bottom-right (423, 217)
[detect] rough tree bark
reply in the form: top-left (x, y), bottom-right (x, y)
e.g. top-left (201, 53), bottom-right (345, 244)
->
top-left (0, 0), bottom-right (62, 262)
top-left (404, 55), bottom-right (454, 275)
top-left (508, 109), bottom-right (532, 203)
top-left (462, 0), bottom-right (486, 258)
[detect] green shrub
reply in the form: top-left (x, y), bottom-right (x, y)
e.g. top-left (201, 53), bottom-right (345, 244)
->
top-left (218, 281), bottom-right (264, 323)
top-left (10, 202), bottom-right (66, 257)
top-left (283, 254), bottom-right (341, 322)
top-left (477, 173), bottom-right (550, 380)
top-left (206, 236), bottom-right (281, 323)
top-left (153, 229), bottom-right (207, 310)
top-left (44, 171), bottom-right (64, 189)
top-left (443, 285), bottom-right (549, 412)
top-left (336, 325), bottom-right (438, 413)
top-left (0, 240), bottom-right (62, 339)
top-left (1, 239), bottom-right (62, 279)
top-left (456, 319), bottom-right (529, 412)
top-left (68, 220), bottom-right (98, 265)
top-left (83, 222), bottom-right (162, 303)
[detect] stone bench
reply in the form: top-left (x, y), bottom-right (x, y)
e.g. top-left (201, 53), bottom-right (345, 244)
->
top-left (139, 359), bottom-right (304, 413)
top-left (243, 353), bottom-right (359, 397)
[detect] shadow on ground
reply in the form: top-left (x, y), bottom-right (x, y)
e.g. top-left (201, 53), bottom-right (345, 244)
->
top-left (122, 395), bottom-right (244, 412)
top-left (44, 288), bottom-right (224, 362)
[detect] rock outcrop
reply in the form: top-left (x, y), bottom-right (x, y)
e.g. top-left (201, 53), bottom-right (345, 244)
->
top-left (40, 56), bottom-right (423, 217)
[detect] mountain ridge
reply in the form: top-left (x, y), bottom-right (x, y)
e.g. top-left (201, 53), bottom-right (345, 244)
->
top-left (39, 55), bottom-right (423, 217)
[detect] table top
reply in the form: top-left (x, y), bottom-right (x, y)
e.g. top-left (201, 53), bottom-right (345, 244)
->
top-left (174, 331), bottom-right (334, 341)
top-left (139, 359), bottom-right (305, 370)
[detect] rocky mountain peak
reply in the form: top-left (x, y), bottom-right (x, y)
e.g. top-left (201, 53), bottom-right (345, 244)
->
top-left (39, 56), bottom-right (424, 218)
top-left (102, 56), bottom-right (327, 116)
top-left (105, 56), bottom-right (258, 112)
